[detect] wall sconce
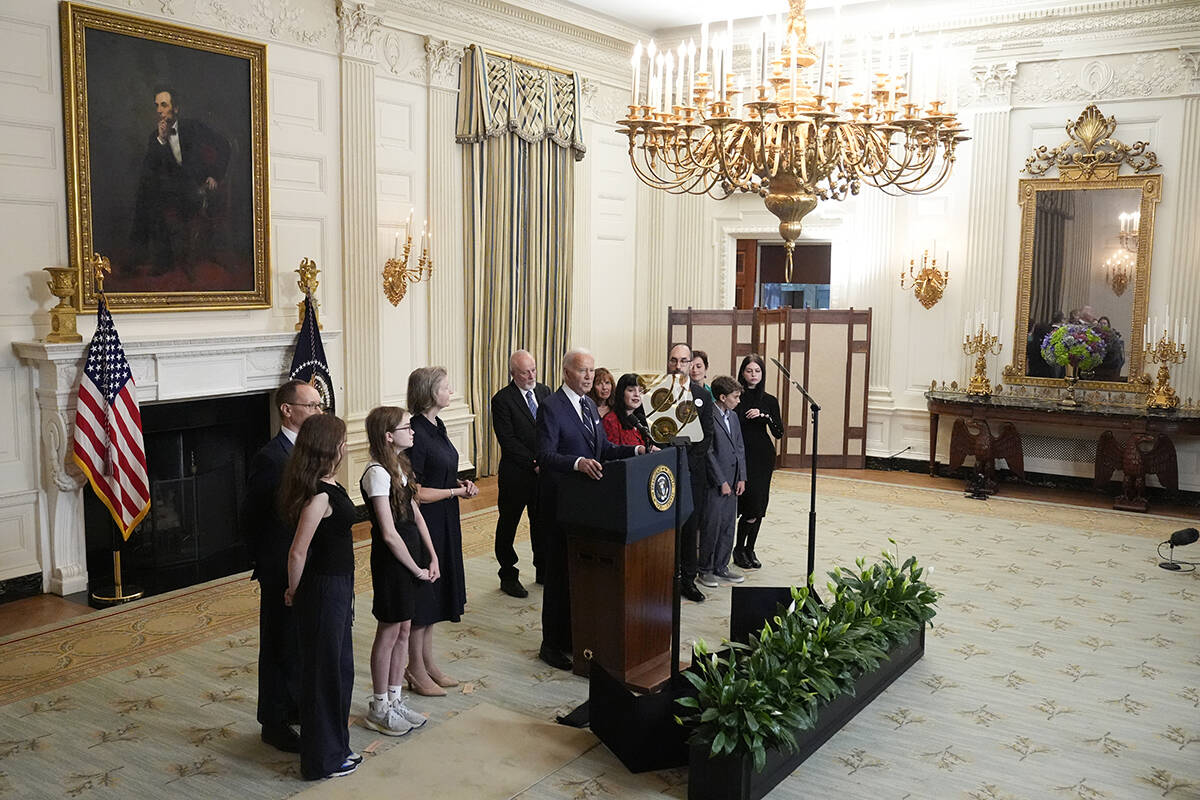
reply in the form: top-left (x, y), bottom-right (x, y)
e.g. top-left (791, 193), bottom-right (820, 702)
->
top-left (1103, 251), bottom-right (1133, 297)
top-left (1119, 210), bottom-right (1139, 253)
top-left (383, 212), bottom-right (434, 306)
top-left (900, 249), bottom-right (949, 309)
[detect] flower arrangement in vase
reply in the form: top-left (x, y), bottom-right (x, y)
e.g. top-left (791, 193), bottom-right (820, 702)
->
top-left (1040, 324), bottom-right (1107, 406)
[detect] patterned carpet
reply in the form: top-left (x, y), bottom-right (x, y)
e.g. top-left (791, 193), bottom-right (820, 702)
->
top-left (0, 474), bottom-right (1196, 799)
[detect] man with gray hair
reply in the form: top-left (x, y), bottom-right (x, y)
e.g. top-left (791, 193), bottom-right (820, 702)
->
top-left (534, 348), bottom-right (645, 670)
top-left (490, 349), bottom-right (551, 598)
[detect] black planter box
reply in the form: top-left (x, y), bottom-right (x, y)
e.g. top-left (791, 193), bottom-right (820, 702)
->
top-left (687, 625), bottom-right (926, 800)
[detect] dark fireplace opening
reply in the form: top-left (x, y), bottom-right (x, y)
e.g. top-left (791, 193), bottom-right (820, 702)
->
top-left (85, 392), bottom-right (272, 605)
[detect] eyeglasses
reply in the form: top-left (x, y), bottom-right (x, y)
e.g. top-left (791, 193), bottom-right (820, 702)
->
top-left (393, 425), bottom-right (412, 432)
top-left (288, 401), bottom-right (326, 412)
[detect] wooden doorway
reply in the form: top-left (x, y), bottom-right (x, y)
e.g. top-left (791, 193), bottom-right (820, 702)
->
top-left (734, 239), bottom-right (758, 309)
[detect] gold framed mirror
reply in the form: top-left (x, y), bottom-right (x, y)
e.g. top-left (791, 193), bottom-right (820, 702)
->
top-left (1005, 105), bottom-right (1162, 392)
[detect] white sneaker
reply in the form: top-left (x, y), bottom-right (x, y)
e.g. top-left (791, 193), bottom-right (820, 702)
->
top-left (364, 700), bottom-right (413, 736)
top-left (392, 696), bottom-right (427, 728)
top-left (714, 567), bottom-right (745, 583)
top-left (697, 572), bottom-right (720, 588)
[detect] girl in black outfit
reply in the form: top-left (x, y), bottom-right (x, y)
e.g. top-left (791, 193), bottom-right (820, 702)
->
top-left (280, 414), bottom-right (359, 780)
top-left (360, 406), bottom-right (438, 736)
top-left (733, 354), bottom-right (784, 569)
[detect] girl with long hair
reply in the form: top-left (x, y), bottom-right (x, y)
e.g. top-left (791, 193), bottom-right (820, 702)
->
top-left (733, 354), bottom-right (784, 570)
top-left (360, 406), bottom-right (439, 736)
top-left (601, 372), bottom-right (651, 447)
top-left (279, 414), bottom-right (360, 780)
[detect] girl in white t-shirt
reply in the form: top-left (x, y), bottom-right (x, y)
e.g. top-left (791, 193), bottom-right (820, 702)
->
top-left (360, 406), bottom-right (440, 736)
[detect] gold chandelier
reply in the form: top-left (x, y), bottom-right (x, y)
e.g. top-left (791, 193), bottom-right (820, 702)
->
top-left (1102, 250), bottom-right (1133, 297)
top-left (618, 0), bottom-right (969, 279)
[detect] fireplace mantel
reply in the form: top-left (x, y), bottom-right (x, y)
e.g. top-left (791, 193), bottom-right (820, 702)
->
top-left (13, 330), bottom-right (340, 596)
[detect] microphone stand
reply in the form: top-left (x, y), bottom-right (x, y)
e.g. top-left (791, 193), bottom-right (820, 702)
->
top-left (771, 358), bottom-right (821, 596)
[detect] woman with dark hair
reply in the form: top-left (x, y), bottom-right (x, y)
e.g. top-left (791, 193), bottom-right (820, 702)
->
top-left (404, 367), bottom-right (477, 696)
top-left (733, 354), bottom-right (783, 570)
top-left (360, 406), bottom-right (437, 736)
top-left (588, 367), bottom-right (616, 419)
top-left (689, 350), bottom-right (712, 394)
top-left (279, 414), bottom-right (360, 780)
top-left (602, 373), bottom-right (651, 447)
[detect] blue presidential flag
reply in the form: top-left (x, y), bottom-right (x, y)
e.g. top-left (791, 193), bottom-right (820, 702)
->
top-left (289, 294), bottom-right (335, 415)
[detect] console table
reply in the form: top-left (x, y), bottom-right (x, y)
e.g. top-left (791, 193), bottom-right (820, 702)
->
top-left (926, 391), bottom-right (1200, 508)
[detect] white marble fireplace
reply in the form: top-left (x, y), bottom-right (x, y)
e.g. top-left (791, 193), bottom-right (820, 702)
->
top-left (13, 331), bottom-right (339, 596)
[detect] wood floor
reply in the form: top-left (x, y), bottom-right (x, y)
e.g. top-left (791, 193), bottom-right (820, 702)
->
top-left (3, 467), bottom-right (1192, 640)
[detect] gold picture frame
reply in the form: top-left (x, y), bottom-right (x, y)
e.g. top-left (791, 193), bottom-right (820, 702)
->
top-left (1004, 105), bottom-right (1161, 393)
top-left (61, 2), bottom-right (270, 311)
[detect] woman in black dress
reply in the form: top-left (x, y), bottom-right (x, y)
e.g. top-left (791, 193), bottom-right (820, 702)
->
top-left (360, 406), bottom-right (437, 736)
top-left (280, 414), bottom-right (360, 780)
top-left (404, 367), bottom-right (478, 696)
top-left (733, 354), bottom-right (783, 570)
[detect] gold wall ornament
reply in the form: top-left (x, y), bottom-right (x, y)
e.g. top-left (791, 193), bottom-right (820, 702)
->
top-left (1024, 104), bottom-right (1159, 180)
top-left (1143, 327), bottom-right (1188, 409)
top-left (618, 0), bottom-right (968, 281)
top-left (900, 250), bottom-right (949, 309)
top-left (91, 252), bottom-right (112, 296)
top-left (43, 266), bottom-right (83, 342)
top-left (1103, 251), bottom-right (1133, 297)
top-left (294, 258), bottom-right (322, 331)
top-left (382, 217), bottom-right (434, 306)
top-left (963, 322), bottom-right (1002, 396)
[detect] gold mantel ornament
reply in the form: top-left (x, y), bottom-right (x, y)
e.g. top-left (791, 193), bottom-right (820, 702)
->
top-left (382, 216), bottom-right (434, 305)
top-left (295, 258), bottom-right (321, 331)
top-left (1144, 328), bottom-right (1187, 409)
top-left (900, 250), bottom-right (948, 309)
top-left (43, 266), bottom-right (82, 342)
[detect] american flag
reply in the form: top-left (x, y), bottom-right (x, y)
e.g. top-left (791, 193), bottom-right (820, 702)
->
top-left (71, 299), bottom-right (150, 540)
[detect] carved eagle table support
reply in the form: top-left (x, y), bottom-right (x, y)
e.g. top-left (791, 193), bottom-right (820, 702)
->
top-left (1095, 432), bottom-right (1178, 512)
top-left (949, 419), bottom-right (1026, 495)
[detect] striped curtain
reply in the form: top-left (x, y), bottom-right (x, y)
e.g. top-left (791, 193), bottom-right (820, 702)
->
top-left (456, 45), bottom-right (585, 476)
top-left (1031, 191), bottom-right (1075, 327)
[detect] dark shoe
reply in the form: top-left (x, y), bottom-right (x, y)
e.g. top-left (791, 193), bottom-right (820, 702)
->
top-left (535, 572), bottom-right (545, 585)
top-left (500, 577), bottom-right (529, 598)
top-left (681, 581), bottom-right (705, 602)
top-left (539, 644), bottom-right (574, 671)
top-left (261, 724), bottom-right (300, 753)
top-left (747, 550), bottom-right (762, 569)
top-left (732, 548), bottom-right (751, 569)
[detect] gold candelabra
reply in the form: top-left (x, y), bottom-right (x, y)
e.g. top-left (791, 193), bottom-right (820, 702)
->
top-left (963, 323), bottom-right (1001, 396)
top-left (382, 217), bottom-right (433, 306)
top-left (1143, 330), bottom-right (1187, 409)
top-left (1103, 251), bottom-right (1133, 297)
top-left (1118, 210), bottom-right (1139, 253)
top-left (900, 250), bottom-right (949, 309)
top-left (618, 0), bottom-right (969, 281)
top-left (295, 258), bottom-right (321, 330)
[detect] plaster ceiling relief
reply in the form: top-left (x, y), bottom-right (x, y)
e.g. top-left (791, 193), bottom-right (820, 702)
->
top-left (195, 0), bottom-right (336, 49)
top-left (1014, 50), bottom-right (1191, 104)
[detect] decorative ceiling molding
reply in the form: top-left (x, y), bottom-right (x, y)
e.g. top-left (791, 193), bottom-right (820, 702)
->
top-left (374, 0), bottom-right (634, 88)
top-left (1012, 50), bottom-right (1193, 105)
top-left (934, 0), bottom-right (1200, 48)
top-left (191, 0), bottom-right (337, 50)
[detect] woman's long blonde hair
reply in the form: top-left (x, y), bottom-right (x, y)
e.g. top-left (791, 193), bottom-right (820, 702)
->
top-left (364, 406), bottom-right (417, 522)
top-left (278, 414), bottom-right (346, 524)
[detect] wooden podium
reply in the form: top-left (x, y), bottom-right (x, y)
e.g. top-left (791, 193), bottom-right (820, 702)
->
top-left (558, 449), bottom-right (691, 692)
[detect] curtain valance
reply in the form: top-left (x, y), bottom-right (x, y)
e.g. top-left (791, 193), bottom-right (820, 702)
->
top-left (455, 45), bottom-right (586, 161)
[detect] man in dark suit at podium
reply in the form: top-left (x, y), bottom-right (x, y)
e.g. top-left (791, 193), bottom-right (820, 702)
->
top-left (667, 343), bottom-right (715, 603)
top-left (536, 348), bottom-right (645, 670)
top-left (490, 349), bottom-right (551, 598)
top-left (239, 379), bottom-right (324, 752)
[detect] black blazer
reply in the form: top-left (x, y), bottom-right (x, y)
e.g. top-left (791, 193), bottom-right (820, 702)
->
top-left (683, 378), bottom-right (715, 482)
top-left (491, 380), bottom-right (551, 478)
top-left (239, 431), bottom-right (293, 584)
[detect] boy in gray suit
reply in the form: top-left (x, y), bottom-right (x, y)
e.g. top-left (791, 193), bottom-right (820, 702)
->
top-left (698, 376), bottom-right (748, 586)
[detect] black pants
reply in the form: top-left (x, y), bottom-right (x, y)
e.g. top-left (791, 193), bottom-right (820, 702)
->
top-left (539, 483), bottom-right (571, 653)
top-left (679, 474), bottom-right (704, 582)
top-left (296, 573), bottom-right (354, 780)
top-left (494, 469), bottom-right (541, 581)
top-left (256, 577), bottom-right (300, 729)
